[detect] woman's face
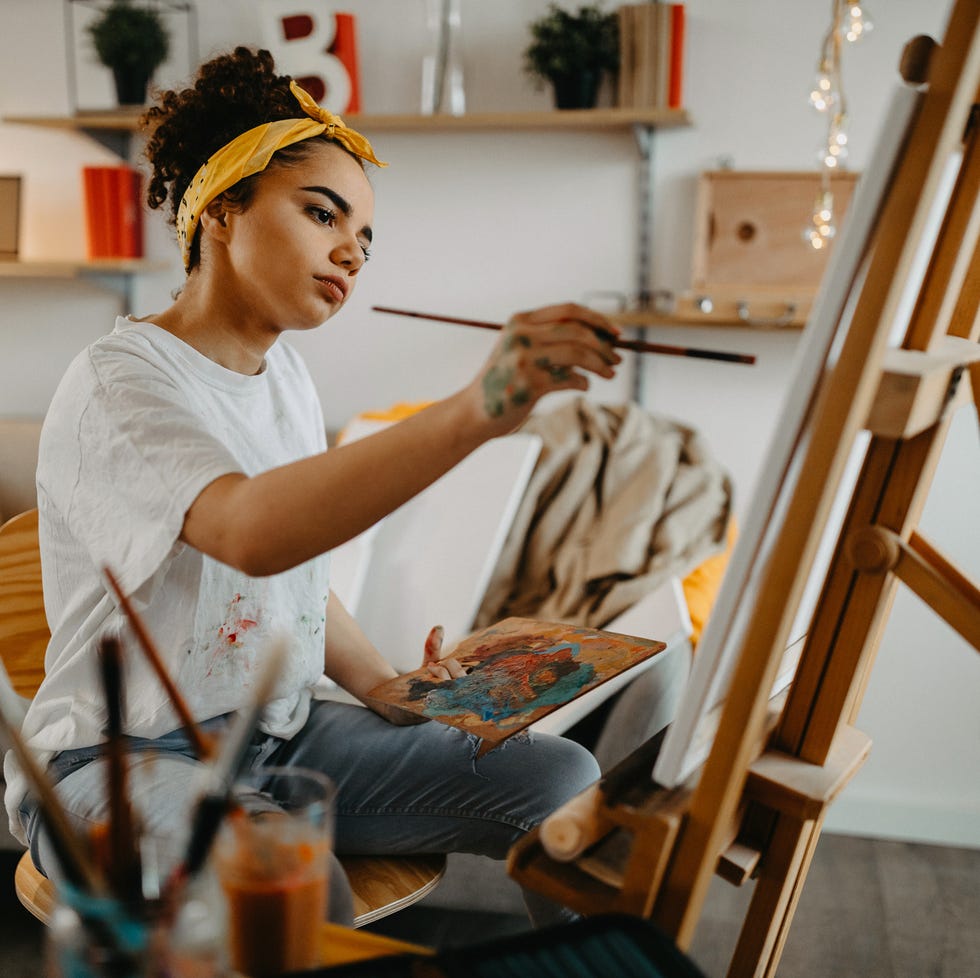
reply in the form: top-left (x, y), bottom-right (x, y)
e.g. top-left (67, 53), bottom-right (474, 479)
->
top-left (216, 140), bottom-right (375, 333)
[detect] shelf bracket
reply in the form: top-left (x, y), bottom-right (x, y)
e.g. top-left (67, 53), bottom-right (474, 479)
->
top-left (78, 268), bottom-right (135, 311)
top-left (80, 127), bottom-right (132, 159)
top-left (632, 123), bottom-right (655, 309)
top-left (631, 124), bottom-right (657, 404)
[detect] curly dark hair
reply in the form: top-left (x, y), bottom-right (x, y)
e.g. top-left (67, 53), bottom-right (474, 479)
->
top-left (141, 47), bottom-right (359, 269)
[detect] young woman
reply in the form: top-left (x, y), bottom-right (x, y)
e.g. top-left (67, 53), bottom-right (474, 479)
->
top-left (4, 47), bottom-right (622, 925)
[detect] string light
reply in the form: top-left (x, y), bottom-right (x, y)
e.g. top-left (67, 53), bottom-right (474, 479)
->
top-left (845, 4), bottom-right (874, 43)
top-left (808, 58), bottom-right (837, 113)
top-left (804, 0), bottom-right (872, 250)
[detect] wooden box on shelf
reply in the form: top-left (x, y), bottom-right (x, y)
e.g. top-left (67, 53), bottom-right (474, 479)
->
top-left (618, 169), bottom-right (859, 330)
top-left (0, 175), bottom-right (21, 260)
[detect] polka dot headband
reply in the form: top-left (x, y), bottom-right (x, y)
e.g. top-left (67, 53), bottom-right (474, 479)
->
top-left (175, 80), bottom-right (386, 271)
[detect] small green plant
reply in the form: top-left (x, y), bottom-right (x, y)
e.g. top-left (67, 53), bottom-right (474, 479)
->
top-left (87, 0), bottom-right (170, 74)
top-left (523, 3), bottom-right (619, 87)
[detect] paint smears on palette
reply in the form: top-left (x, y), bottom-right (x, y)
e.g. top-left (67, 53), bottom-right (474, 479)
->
top-left (366, 617), bottom-right (666, 756)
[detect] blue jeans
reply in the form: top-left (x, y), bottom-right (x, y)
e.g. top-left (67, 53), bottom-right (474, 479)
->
top-left (21, 700), bottom-right (600, 927)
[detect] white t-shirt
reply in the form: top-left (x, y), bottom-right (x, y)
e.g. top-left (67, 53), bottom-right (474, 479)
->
top-left (5, 318), bottom-right (331, 842)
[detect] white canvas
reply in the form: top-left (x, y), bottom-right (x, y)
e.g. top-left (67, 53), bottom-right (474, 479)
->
top-left (328, 428), bottom-right (543, 672)
top-left (653, 84), bottom-right (925, 788)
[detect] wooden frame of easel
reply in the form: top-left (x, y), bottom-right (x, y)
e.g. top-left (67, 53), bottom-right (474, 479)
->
top-left (509, 3), bottom-right (980, 975)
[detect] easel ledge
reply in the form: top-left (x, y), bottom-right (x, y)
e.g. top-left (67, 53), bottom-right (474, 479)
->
top-left (509, 697), bottom-right (871, 910)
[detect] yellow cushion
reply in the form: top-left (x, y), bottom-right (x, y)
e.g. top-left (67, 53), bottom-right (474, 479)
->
top-left (336, 401), bottom-right (435, 444)
top-left (681, 518), bottom-right (738, 649)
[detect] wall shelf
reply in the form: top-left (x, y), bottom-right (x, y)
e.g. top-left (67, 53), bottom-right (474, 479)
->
top-left (357, 108), bottom-right (692, 132)
top-left (0, 258), bottom-right (167, 279)
top-left (611, 292), bottom-right (812, 331)
top-left (0, 260), bottom-right (169, 309)
top-left (3, 109), bottom-right (146, 132)
top-left (3, 106), bottom-right (692, 135)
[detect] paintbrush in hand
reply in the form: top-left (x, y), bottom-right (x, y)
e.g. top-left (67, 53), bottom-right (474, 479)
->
top-left (102, 566), bottom-right (214, 760)
top-left (372, 305), bottom-right (757, 365)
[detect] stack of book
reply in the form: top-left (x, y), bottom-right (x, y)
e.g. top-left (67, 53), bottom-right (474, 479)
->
top-left (617, 2), bottom-right (686, 110)
top-left (82, 165), bottom-right (143, 260)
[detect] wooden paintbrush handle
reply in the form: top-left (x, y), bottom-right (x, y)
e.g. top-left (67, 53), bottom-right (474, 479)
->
top-left (103, 566), bottom-right (213, 760)
top-left (371, 305), bottom-right (756, 365)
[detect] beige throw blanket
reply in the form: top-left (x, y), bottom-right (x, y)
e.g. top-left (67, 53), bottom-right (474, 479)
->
top-left (475, 398), bottom-right (733, 630)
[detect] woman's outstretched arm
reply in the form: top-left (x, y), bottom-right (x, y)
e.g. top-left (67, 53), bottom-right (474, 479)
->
top-left (180, 303), bottom-right (620, 576)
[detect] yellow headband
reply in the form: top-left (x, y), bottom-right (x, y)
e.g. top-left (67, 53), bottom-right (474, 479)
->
top-left (176, 80), bottom-right (386, 271)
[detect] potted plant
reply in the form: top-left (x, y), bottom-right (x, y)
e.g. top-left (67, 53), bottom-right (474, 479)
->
top-left (87, 0), bottom-right (171, 106)
top-left (524, 3), bottom-right (619, 110)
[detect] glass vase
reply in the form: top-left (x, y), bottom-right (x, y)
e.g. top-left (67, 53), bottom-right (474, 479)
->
top-left (421, 0), bottom-right (466, 115)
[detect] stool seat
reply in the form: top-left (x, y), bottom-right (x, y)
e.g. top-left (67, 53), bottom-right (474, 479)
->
top-left (14, 850), bottom-right (56, 922)
top-left (15, 848), bottom-right (445, 928)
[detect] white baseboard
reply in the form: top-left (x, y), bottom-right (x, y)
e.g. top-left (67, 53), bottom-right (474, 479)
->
top-left (823, 794), bottom-right (980, 850)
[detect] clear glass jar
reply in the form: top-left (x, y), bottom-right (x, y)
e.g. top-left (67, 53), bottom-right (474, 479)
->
top-left (47, 875), bottom-right (227, 978)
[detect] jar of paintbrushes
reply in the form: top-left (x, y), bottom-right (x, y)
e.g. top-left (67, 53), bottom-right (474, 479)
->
top-left (1, 588), bottom-right (296, 978)
top-left (25, 635), bottom-right (227, 977)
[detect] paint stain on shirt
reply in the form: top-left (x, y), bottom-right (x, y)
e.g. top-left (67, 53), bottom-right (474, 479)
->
top-left (215, 594), bottom-right (260, 646)
top-left (209, 593), bottom-right (261, 676)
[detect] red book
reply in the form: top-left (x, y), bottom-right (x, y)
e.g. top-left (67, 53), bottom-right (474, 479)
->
top-left (84, 166), bottom-right (144, 259)
top-left (114, 166), bottom-right (143, 259)
top-left (82, 167), bottom-right (105, 258)
top-left (668, 3), bottom-right (686, 109)
top-left (82, 166), bottom-right (117, 259)
top-left (103, 168), bottom-right (123, 258)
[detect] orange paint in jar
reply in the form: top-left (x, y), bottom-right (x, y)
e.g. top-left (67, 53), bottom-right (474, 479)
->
top-left (214, 768), bottom-right (335, 977)
top-left (221, 869), bottom-right (327, 976)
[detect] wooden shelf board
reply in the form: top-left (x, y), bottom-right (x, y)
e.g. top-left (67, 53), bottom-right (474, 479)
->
top-left (611, 290), bottom-right (814, 330)
top-left (354, 107), bottom-right (692, 132)
top-left (4, 107), bottom-right (692, 134)
top-left (0, 259), bottom-right (168, 278)
top-left (3, 109), bottom-right (147, 131)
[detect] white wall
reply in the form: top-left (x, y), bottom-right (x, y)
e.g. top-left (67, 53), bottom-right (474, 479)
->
top-left (0, 1), bottom-right (976, 847)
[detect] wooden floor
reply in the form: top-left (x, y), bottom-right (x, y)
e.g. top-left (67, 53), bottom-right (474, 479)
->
top-left (688, 835), bottom-right (980, 977)
top-left (3, 835), bottom-right (978, 977)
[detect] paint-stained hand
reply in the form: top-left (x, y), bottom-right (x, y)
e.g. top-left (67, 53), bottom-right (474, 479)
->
top-left (422, 624), bottom-right (466, 681)
top-left (475, 303), bottom-right (622, 432)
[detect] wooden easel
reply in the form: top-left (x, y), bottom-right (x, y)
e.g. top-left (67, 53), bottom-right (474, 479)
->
top-left (509, 3), bottom-right (980, 975)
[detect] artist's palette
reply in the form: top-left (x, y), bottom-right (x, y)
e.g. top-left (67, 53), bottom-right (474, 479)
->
top-left (368, 617), bottom-right (665, 755)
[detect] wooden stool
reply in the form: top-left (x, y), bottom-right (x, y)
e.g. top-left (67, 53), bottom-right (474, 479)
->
top-left (15, 848), bottom-right (445, 928)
